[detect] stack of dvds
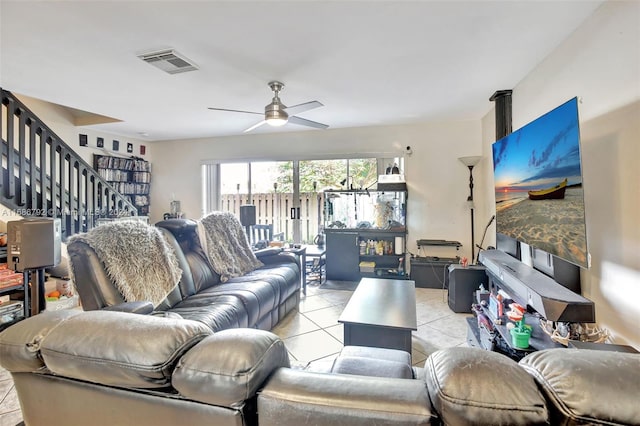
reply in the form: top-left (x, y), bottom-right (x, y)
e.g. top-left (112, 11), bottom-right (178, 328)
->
top-left (0, 300), bottom-right (23, 325)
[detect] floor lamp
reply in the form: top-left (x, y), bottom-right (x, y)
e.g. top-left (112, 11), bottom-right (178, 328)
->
top-left (458, 156), bottom-right (482, 264)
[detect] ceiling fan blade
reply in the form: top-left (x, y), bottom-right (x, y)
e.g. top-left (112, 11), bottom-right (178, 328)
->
top-left (284, 101), bottom-right (323, 116)
top-left (288, 115), bottom-right (329, 130)
top-left (208, 107), bottom-right (263, 116)
top-left (244, 120), bottom-right (268, 133)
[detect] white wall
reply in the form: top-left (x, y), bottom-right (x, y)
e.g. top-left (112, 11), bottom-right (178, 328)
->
top-left (151, 120), bottom-right (483, 260)
top-left (13, 94), bottom-right (151, 168)
top-left (480, 0), bottom-right (640, 348)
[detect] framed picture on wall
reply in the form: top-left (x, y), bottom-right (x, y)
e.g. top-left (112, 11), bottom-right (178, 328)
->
top-left (140, 145), bottom-right (146, 155)
top-left (97, 137), bottom-right (104, 148)
top-left (79, 134), bottom-right (88, 146)
top-left (113, 140), bottom-right (119, 151)
top-left (127, 143), bottom-right (133, 153)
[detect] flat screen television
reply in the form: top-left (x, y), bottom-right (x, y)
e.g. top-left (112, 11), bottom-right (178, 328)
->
top-left (492, 97), bottom-right (588, 269)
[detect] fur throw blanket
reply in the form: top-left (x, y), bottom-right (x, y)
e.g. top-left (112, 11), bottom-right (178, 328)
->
top-left (68, 220), bottom-right (182, 307)
top-left (197, 212), bottom-right (263, 282)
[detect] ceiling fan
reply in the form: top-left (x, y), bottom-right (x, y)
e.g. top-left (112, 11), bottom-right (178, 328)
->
top-left (208, 81), bottom-right (328, 133)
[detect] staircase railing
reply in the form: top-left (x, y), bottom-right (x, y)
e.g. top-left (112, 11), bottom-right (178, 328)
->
top-left (1, 88), bottom-right (137, 239)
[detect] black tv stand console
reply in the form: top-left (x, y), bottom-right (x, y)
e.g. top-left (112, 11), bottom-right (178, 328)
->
top-left (479, 250), bottom-right (594, 323)
top-left (467, 250), bottom-right (596, 360)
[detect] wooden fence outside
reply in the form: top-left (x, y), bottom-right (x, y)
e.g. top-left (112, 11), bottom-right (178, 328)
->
top-left (220, 192), bottom-right (324, 243)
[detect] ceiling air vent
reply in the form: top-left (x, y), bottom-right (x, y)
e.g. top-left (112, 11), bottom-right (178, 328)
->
top-left (137, 49), bottom-right (198, 75)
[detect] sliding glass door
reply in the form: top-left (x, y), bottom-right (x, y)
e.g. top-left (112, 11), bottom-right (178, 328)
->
top-left (202, 156), bottom-right (390, 244)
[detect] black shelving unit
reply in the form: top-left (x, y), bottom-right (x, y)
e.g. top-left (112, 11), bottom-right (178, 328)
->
top-left (410, 239), bottom-right (462, 288)
top-left (324, 186), bottom-right (408, 282)
top-left (0, 251), bottom-right (28, 331)
top-left (326, 229), bottom-right (407, 281)
top-left (94, 155), bottom-right (151, 216)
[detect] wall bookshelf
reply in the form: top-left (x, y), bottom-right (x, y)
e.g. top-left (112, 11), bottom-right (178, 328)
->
top-left (93, 154), bottom-right (151, 215)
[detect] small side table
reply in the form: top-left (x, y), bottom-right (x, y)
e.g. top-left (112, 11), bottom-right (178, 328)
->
top-left (304, 245), bottom-right (326, 286)
top-left (282, 246), bottom-right (307, 294)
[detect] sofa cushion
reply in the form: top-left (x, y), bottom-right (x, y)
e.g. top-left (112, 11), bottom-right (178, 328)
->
top-left (172, 328), bottom-right (290, 407)
top-left (156, 220), bottom-right (222, 301)
top-left (39, 310), bottom-right (211, 389)
top-left (425, 347), bottom-right (548, 425)
top-left (331, 346), bottom-right (414, 379)
top-left (340, 345), bottom-right (412, 363)
top-left (333, 356), bottom-right (413, 379)
top-left (167, 293), bottom-right (250, 331)
top-left (258, 368), bottom-right (435, 426)
top-left (519, 348), bottom-right (640, 425)
top-left (198, 281), bottom-right (278, 327)
top-left (241, 260), bottom-right (300, 301)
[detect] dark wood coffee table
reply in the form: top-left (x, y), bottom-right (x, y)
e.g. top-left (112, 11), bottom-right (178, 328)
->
top-left (338, 278), bottom-right (417, 354)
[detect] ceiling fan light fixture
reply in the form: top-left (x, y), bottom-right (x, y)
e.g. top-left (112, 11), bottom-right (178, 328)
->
top-left (265, 107), bottom-right (288, 126)
top-left (266, 117), bottom-right (288, 127)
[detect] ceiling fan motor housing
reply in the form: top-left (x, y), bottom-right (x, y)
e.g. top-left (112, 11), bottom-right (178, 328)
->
top-left (265, 100), bottom-right (289, 124)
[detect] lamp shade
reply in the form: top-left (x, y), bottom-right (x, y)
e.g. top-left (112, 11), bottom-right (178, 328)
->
top-left (458, 156), bottom-right (482, 167)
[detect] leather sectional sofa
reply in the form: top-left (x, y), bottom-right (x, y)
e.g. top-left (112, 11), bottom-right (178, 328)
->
top-left (1, 309), bottom-right (638, 426)
top-left (4, 218), bottom-right (639, 424)
top-left (66, 218), bottom-right (301, 331)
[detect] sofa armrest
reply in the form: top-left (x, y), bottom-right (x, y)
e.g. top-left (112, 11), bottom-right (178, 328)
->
top-left (256, 247), bottom-right (300, 268)
top-left (258, 368), bottom-right (434, 426)
top-left (172, 328), bottom-right (289, 408)
top-left (255, 248), bottom-right (302, 271)
top-left (254, 247), bottom-right (283, 258)
top-left (39, 310), bottom-right (211, 389)
top-left (102, 301), bottom-right (154, 314)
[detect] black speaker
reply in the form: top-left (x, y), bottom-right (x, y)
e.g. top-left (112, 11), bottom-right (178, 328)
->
top-left (239, 205), bottom-right (256, 226)
top-left (7, 218), bottom-right (61, 272)
top-left (447, 265), bottom-right (488, 313)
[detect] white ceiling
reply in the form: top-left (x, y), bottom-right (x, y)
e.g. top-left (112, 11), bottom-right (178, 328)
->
top-left (0, 0), bottom-right (605, 142)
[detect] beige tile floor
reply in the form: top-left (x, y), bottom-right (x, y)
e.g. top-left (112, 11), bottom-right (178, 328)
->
top-left (0, 282), bottom-right (470, 425)
top-left (277, 282), bottom-right (469, 367)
